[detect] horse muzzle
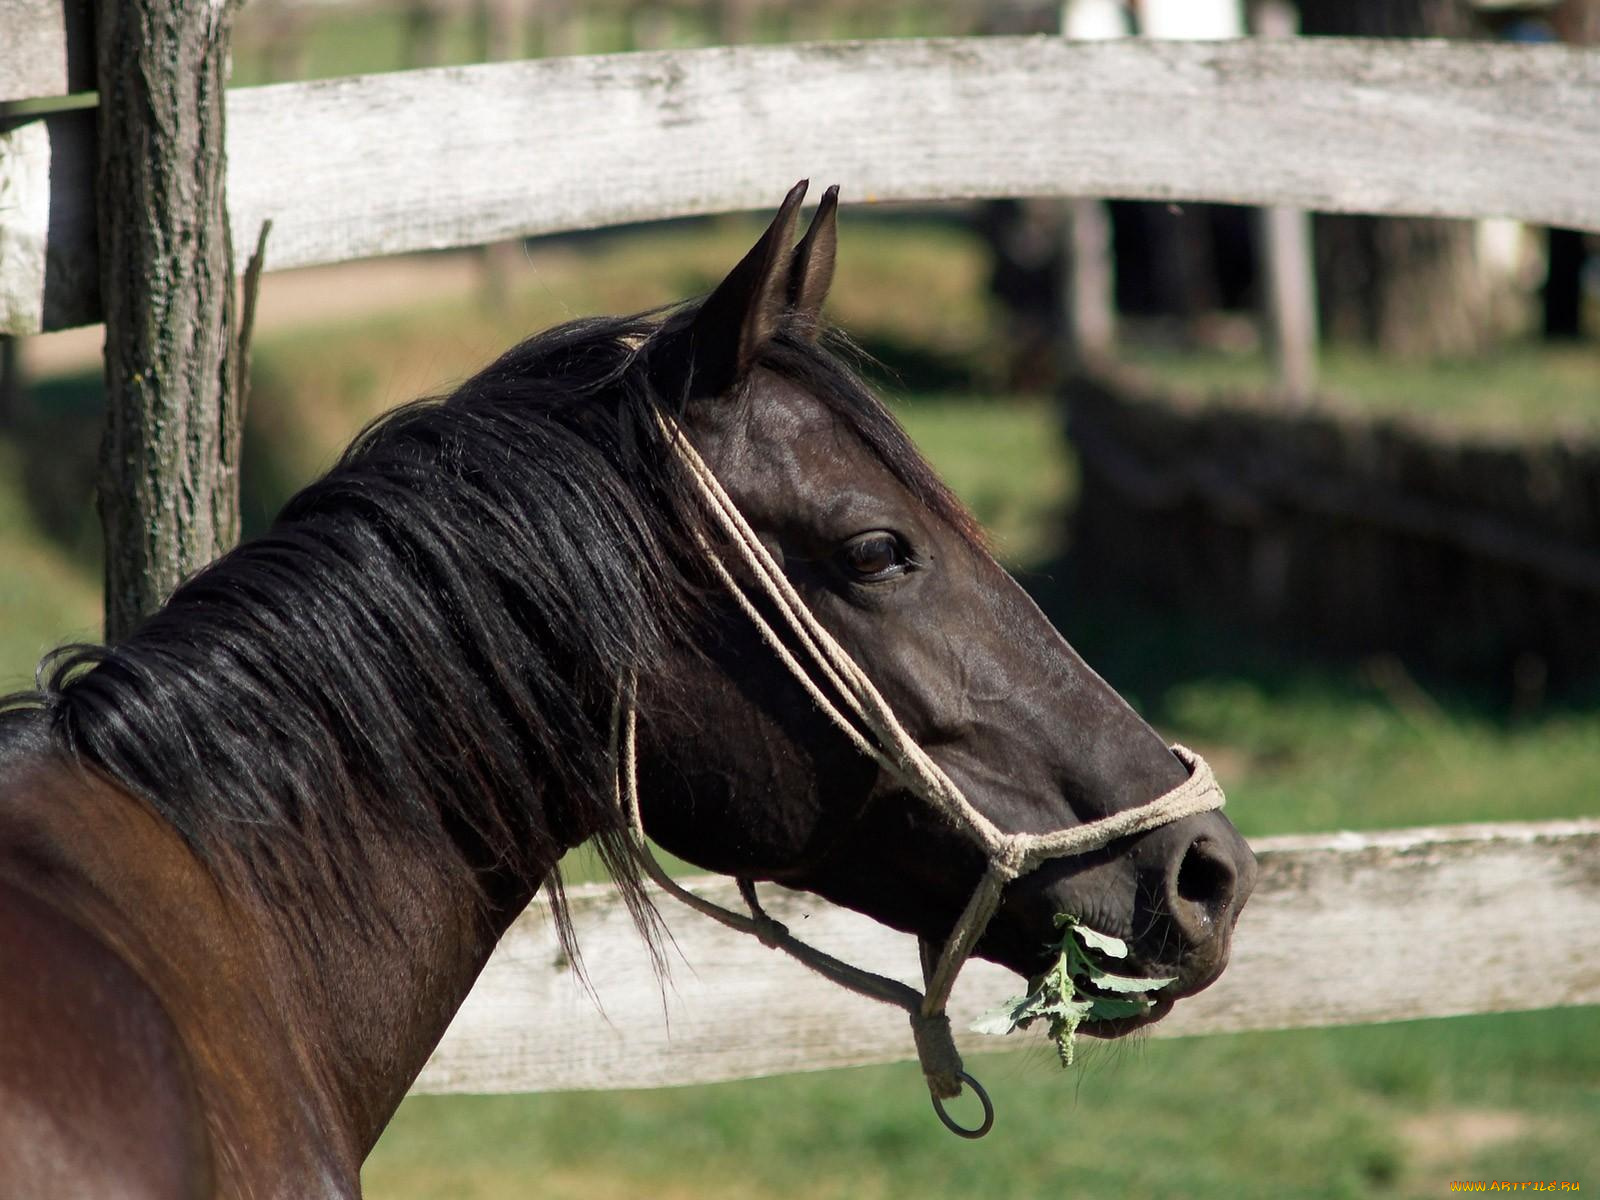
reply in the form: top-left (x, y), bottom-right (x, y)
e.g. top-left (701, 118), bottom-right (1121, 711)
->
top-left (1131, 810), bottom-right (1257, 999)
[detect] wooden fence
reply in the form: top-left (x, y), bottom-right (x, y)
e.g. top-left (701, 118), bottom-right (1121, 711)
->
top-left (5, 34), bottom-right (1600, 334)
top-left (417, 820), bottom-right (1600, 1093)
top-left (3, 7), bottom-right (1598, 1090)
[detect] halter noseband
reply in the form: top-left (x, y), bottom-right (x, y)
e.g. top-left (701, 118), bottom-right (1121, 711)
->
top-left (614, 413), bottom-right (1225, 1136)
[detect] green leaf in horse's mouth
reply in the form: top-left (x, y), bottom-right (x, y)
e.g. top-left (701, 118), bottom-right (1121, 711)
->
top-left (970, 915), bottom-right (1177, 1066)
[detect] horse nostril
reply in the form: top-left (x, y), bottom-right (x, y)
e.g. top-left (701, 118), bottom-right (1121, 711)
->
top-left (1172, 837), bottom-right (1237, 927)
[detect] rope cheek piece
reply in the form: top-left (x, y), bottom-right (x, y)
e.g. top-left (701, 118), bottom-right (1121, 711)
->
top-left (614, 414), bottom-right (1227, 1138)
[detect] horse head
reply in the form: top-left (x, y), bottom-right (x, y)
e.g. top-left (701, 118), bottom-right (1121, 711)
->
top-left (0, 177), bottom-right (1258, 1192)
top-left (634, 183), bottom-right (1256, 1039)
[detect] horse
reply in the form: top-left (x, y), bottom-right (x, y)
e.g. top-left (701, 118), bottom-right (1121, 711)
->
top-left (0, 182), bottom-right (1255, 1198)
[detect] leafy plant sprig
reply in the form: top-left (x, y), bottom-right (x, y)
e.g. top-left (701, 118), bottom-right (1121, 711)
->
top-left (971, 915), bottom-right (1176, 1066)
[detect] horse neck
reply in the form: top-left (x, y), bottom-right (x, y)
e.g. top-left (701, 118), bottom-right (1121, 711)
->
top-left (150, 708), bottom-right (588, 1176)
top-left (252, 818), bottom-right (546, 1160)
top-left (0, 741), bottom-right (559, 1194)
top-left (32, 376), bottom-right (680, 1172)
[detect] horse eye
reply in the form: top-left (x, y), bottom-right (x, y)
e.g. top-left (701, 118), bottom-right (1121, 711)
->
top-left (839, 532), bottom-right (906, 581)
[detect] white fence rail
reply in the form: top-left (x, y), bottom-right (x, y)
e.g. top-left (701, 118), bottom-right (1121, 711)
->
top-left (4, 36), bottom-right (1600, 334)
top-left (0, 0), bottom-right (94, 103)
top-left (415, 819), bottom-right (1600, 1093)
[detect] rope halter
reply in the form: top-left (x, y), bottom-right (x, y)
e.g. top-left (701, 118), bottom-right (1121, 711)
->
top-left (614, 412), bottom-right (1226, 1137)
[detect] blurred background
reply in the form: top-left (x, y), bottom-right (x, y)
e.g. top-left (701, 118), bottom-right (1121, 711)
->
top-left (1, 0), bottom-right (1597, 1196)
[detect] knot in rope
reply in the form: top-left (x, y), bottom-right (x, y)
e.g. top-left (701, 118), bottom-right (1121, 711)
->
top-left (909, 1011), bottom-right (964, 1100)
top-left (991, 836), bottom-right (1029, 883)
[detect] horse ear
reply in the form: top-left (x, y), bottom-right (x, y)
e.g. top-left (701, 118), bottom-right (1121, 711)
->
top-left (659, 179), bottom-right (808, 402)
top-left (786, 184), bottom-right (838, 340)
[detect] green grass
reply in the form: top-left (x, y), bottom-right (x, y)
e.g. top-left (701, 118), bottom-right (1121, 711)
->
top-left (367, 1010), bottom-right (1600, 1200)
top-left (0, 441), bottom-right (100, 690)
top-left (894, 396), bottom-right (1073, 566)
top-left (1042, 592), bottom-right (1600, 838)
top-left (1124, 341), bottom-right (1600, 440)
top-left (4, 218), bottom-right (1596, 1200)
top-left (228, 3), bottom-right (984, 89)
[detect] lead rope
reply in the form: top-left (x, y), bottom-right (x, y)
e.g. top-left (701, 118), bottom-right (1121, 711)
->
top-left (612, 413), bottom-right (1227, 1137)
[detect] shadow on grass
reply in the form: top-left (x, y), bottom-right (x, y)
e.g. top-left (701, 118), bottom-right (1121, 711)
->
top-left (1016, 548), bottom-right (1600, 734)
top-left (9, 367), bottom-right (329, 564)
top-left (11, 372), bottom-right (104, 567)
top-left (850, 332), bottom-right (993, 396)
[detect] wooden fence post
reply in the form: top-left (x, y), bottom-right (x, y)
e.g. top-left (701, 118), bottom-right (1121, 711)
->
top-left (476, 0), bottom-right (524, 307)
top-left (1056, 0), bottom-right (1125, 372)
top-left (94, 0), bottom-right (246, 641)
top-left (1252, 0), bottom-right (1318, 404)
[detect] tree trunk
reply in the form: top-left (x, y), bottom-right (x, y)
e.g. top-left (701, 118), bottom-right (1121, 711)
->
top-left (1312, 214), bottom-right (1501, 357)
top-left (1298, 0), bottom-right (1505, 358)
top-left (1553, 0), bottom-right (1600, 43)
top-left (405, 1), bottom-right (447, 69)
top-left (95, 0), bottom-right (244, 642)
top-left (975, 198), bottom-right (1067, 391)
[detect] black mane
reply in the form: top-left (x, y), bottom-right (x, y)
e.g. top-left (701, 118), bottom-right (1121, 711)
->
top-left (2, 308), bottom-right (975, 953)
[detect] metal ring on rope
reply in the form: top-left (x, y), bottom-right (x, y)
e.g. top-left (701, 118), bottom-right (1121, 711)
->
top-left (930, 1072), bottom-right (995, 1139)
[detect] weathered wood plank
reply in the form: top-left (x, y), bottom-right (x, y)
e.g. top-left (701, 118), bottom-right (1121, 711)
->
top-left (0, 108), bottom-right (98, 332)
top-left (0, 0), bottom-right (95, 102)
top-left (4, 36), bottom-right (1599, 334)
top-left (411, 819), bottom-right (1600, 1095)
